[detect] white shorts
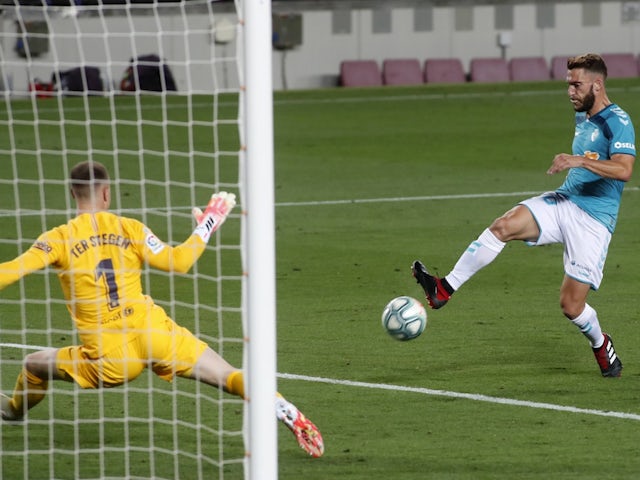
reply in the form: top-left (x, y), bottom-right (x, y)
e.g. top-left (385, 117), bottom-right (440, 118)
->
top-left (520, 192), bottom-right (611, 290)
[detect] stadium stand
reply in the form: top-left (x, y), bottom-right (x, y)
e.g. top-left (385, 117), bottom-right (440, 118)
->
top-left (601, 53), bottom-right (639, 78)
top-left (423, 58), bottom-right (466, 84)
top-left (339, 60), bottom-right (383, 87)
top-left (469, 57), bottom-right (509, 83)
top-left (339, 54), bottom-right (624, 87)
top-left (550, 56), bottom-right (569, 80)
top-left (509, 56), bottom-right (551, 81)
top-left (382, 58), bottom-right (423, 85)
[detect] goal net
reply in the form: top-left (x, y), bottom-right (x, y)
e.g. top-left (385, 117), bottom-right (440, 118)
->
top-left (0, 1), bottom-right (276, 479)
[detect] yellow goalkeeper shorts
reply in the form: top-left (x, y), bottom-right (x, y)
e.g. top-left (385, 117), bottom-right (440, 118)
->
top-left (56, 305), bottom-right (208, 389)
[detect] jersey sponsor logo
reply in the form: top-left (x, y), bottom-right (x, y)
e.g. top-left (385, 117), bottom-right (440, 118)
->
top-left (33, 240), bottom-right (52, 254)
top-left (101, 307), bottom-right (135, 325)
top-left (570, 260), bottom-right (592, 280)
top-left (144, 232), bottom-right (165, 254)
top-left (614, 141), bottom-right (635, 151)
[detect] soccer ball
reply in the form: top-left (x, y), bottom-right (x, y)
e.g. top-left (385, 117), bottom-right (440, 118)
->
top-left (381, 296), bottom-right (427, 341)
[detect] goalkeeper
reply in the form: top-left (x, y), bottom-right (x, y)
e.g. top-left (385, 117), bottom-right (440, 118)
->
top-left (0, 160), bottom-right (323, 458)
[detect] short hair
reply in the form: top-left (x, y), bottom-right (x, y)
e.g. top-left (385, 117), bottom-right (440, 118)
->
top-left (70, 161), bottom-right (110, 199)
top-left (567, 53), bottom-right (607, 79)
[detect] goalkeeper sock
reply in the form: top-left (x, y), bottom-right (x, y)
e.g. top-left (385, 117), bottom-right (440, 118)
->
top-left (225, 371), bottom-right (289, 405)
top-left (225, 370), bottom-right (245, 399)
top-left (570, 303), bottom-right (604, 348)
top-left (445, 228), bottom-right (506, 291)
top-left (10, 369), bottom-right (48, 417)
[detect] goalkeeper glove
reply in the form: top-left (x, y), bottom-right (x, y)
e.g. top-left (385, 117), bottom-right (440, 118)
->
top-left (192, 191), bottom-right (236, 243)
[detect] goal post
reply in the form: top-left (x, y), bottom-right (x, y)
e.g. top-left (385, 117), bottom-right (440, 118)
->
top-left (241, 0), bottom-right (279, 478)
top-left (0, 1), bottom-right (277, 479)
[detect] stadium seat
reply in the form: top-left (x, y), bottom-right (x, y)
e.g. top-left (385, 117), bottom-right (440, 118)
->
top-left (601, 53), bottom-right (639, 78)
top-left (340, 60), bottom-right (383, 87)
top-left (382, 58), bottom-right (423, 85)
top-left (509, 56), bottom-right (551, 82)
top-left (469, 58), bottom-right (509, 83)
top-left (550, 56), bottom-right (569, 80)
top-left (423, 58), bottom-right (466, 84)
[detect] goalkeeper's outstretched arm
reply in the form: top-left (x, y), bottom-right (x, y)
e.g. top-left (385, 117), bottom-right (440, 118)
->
top-left (0, 249), bottom-right (50, 291)
top-left (144, 192), bottom-right (236, 274)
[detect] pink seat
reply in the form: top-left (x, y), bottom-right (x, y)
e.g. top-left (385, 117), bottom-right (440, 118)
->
top-left (551, 56), bottom-right (569, 80)
top-left (601, 53), bottom-right (638, 78)
top-left (382, 58), bottom-right (423, 85)
top-left (340, 60), bottom-right (383, 87)
top-left (423, 58), bottom-right (466, 84)
top-left (469, 58), bottom-right (509, 83)
top-left (509, 57), bottom-right (550, 81)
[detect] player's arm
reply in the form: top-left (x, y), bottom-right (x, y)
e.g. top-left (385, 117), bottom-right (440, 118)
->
top-left (547, 152), bottom-right (634, 181)
top-left (0, 243), bottom-right (53, 290)
top-left (144, 192), bottom-right (236, 273)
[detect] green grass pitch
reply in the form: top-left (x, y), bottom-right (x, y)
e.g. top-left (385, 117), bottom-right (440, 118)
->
top-left (2, 79), bottom-right (640, 479)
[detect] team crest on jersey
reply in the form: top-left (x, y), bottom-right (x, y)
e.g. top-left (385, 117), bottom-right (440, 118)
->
top-left (591, 129), bottom-right (599, 142)
top-left (33, 240), bottom-right (52, 254)
top-left (584, 151), bottom-right (599, 160)
top-left (144, 230), bottom-right (165, 254)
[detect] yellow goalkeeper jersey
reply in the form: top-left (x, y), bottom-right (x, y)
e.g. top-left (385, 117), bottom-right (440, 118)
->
top-left (0, 211), bottom-right (206, 358)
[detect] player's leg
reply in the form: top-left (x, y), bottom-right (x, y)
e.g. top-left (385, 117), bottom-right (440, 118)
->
top-left (560, 275), bottom-right (603, 343)
top-left (449, 203), bottom-right (541, 287)
top-left (187, 347), bottom-right (239, 391)
top-left (186, 349), bottom-right (324, 457)
top-left (413, 203), bottom-right (539, 308)
top-left (559, 275), bottom-right (621, 377)
top-left (558, 211), bottom-right (621, 377)
top-left (1, 347), bottom-right (68, 420)
top-left (1, 343), bottom-right (118, 421)
top-left (150, 308), bottom-right (325, 458)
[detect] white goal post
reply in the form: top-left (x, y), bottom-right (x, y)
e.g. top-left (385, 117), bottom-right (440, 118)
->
top-left (241, 1), bottom-right (279, 478)
top-left (0, 1), bottom-right (277, 479)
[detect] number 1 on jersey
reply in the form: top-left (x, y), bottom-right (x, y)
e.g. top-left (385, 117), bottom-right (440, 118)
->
top-left (96, 258), bottom-right (120, 310)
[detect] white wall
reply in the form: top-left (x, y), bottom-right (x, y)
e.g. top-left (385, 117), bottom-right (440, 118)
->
top-left (277, 1), bottom-right (640, 90)
top-left (1, 1), bottom-right (640, 94)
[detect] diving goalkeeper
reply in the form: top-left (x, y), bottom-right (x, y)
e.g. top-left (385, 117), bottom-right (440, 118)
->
top-left (0, 160), bottom-right (323, 458)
